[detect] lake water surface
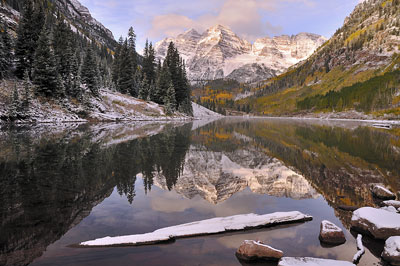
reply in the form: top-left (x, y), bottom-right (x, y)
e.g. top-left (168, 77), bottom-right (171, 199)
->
top-left (1, 118), bottom-right (399, 266)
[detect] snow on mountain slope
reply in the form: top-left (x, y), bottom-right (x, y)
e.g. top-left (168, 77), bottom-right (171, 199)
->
top-left (155, 25), bottom-right (327, 83)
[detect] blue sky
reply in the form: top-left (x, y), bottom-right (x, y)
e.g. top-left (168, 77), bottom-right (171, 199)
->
top-left (80, 0), bottom-right (362, 53)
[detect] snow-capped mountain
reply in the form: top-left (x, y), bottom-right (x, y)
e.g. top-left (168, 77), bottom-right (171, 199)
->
top-left (155, 25), bottom-right (327, 83)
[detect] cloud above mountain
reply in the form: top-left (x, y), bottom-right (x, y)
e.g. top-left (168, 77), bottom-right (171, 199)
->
top-left (80, 0), bottom-right (360, 52)
top-left (148, 0), bottom-right (311, 41)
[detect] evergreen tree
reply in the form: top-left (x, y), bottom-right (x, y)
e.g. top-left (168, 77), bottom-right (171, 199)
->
top-left (127, 26), bottom-right (137, 73)
top-left (164, 83), bottom-right (176, 115)
top-left (53, 12), bottom-right (74, 83)
top-left (138, 74), bottom-right (149, 100)
top-left (0, 22), bottom-right (12, 79)
top-left (8, 84), bottom-right (19, 119)
top-left (32, 28), bottom-right (59, 97)
top-left (15, 1), bottom-right (45, 78)
top-left (117, 39), bottom-right (135, 94)
top-left (112, 36), bottom-right (124, 87)
top-left (23, 70), bottom-right (32, 112)
top-left (81, 46), bottom-right (99, 96)
top-left (143, 40), bottom-right (156, 83)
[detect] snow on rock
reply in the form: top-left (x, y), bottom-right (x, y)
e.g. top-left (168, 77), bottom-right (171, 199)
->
top-left (319, 220), bottom-right (346, 245)
top-left (192, 102), bottom-right (223, 119)
top-left (382, 236), bottom-right (400, 265)
top-left (351, 207), bottom-right (400, 239)
top-left (371, 185), bottom-right (396, 200)
top-left (380, 206), bottom-right (398, 213)
top-left (80, 211), bottom-right (312, 247)
top-left (383, 200), bottom-right (400, 209)
top-left (278, 257), bottom-right (355, 266)
top-left (236, 240), bottom-right (283, 261)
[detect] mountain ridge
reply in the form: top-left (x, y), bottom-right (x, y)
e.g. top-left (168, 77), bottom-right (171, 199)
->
top-left (155, 24), bottom-right (327, 83)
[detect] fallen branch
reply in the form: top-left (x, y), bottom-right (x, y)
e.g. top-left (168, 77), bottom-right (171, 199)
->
top-left (352, 234), bottom-right (365, 264)
top-left (79, 211), bottom-right (312, 247)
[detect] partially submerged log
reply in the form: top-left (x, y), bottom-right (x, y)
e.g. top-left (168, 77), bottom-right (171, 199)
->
top-left (352, 234), bottom-right (365, 264)
top-left (79, 211), bottom-right (312, 247)
top-left (278, 257), bottom-right (355, 266)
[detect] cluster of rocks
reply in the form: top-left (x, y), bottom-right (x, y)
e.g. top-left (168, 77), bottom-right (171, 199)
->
top-left (235, 184), bottom-right (400, 266)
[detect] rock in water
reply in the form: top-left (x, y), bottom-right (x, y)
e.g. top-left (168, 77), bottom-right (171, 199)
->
top-left (278, 257), bottom-right (355, 266)
top-left (372, 185), bottom-right (396, 200)
top-left (351, 207), bottom-right (400, 239)
top-left (236, 240), bottom-right (283, 261)
top-left (319, 220), bottom-right (346, 245)
top-left (382, 236), bottom-right (400, 266)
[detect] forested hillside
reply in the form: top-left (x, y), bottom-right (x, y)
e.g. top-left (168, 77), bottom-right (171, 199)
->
top-left (0, 0), bottom-right (193, 122)
top-left (240, 0), bottom-right (400, 118)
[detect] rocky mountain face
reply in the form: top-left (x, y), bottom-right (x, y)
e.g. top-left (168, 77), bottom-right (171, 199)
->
top-left (155, 25), bottom-right (326, 83)
top-left (245, 0), bottom-right (400, 117)
top-left (0, 0), bottom-right (116, 49)
top-left (154, 144), bottom-right (319, 204)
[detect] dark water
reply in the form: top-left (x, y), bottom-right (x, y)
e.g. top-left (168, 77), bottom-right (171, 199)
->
top-left (1, 119), bottom-right (399, 266)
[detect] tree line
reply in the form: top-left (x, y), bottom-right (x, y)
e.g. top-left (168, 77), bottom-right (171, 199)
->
top-left (112, 34), bottom-right (192, 115)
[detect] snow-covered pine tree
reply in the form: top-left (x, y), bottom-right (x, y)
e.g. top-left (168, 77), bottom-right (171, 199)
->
top-left (81, 46), bottom-right (99, 96)
top-left (8, 84), bottom-right (19, 120)
top-left (164, 83), bottom-right (176, 115)
top-left (0, 22), bottom-right (12, 79)
top-left (23, 70), bottom-right (32, 112)
top-left (143, 40), bottom-right (156, 84)
top-left (32, 28), bottom-right (59, 97)
top-left (15, 0), bottom-right (45, 78)
top-left (112, 37), bottom-right (124, 87)
top-left (127, 26), bottom-right (137, 74)
top-left (139, 74), bottom-right (150, 100)
top-left (117, 39), bottom-right (135, 94)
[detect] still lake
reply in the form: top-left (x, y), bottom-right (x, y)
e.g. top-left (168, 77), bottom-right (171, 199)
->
top-left (1, 118), bottom-right (399, 266)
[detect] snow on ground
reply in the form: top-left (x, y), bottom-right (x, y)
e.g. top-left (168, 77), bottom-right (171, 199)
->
top-left (79, 211), bottom-right (312, 247)
top-left (278, 257), bottom-right (355, 266)
top-left (351, 207), bottom-right (400, 239)
top-left (89, 89), bottom-right (191, 122)
top-left (192, 102), bottom-right (223, 119)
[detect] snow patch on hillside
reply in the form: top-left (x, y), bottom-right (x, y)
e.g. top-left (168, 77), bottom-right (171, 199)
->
top-left (192, 102), bottom-right (223, 119)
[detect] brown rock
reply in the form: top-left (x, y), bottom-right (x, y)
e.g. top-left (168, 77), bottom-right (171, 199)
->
top-left (236, 240), bottom-right (283, 261)
top-left (372, 185), bottom-right (396, 200)
top-left (319, 220), bottom-right (346, 245)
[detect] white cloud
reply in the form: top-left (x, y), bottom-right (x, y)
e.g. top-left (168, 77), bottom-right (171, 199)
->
top-left (147, 0), bottom-right (317, 41)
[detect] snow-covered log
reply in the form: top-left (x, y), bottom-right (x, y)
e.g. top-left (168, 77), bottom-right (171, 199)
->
top-left (278, 257), bottom-right (355, 266)
top-left (352, 234), bottom-right (365, 264)
top-left (79, 211), bottom-right (312, 247)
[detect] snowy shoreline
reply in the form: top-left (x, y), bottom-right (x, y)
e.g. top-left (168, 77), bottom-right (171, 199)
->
top-left (227, 115), bottom-right (400, 125)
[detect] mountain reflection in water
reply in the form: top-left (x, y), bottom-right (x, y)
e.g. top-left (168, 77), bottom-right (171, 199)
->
top-left (0, 118), bottom-right (399, 266)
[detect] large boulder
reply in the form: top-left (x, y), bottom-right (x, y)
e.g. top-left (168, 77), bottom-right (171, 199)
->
top-left (382, 236), bottom-right (400, 265)
top-left (236, 240), bottom-right (283, 261)
top-left (372, 185), bottom-right (396, 200)
top-left (351, 207), bottom-right (400, 239)
top-left (319, 220), bottom-right (346, 245)
top-left (278, 257), bottom-right (355, 266)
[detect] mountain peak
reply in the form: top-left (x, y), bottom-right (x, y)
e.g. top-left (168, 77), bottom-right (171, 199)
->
top-left (208, 24), bottom-right (233, 33)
